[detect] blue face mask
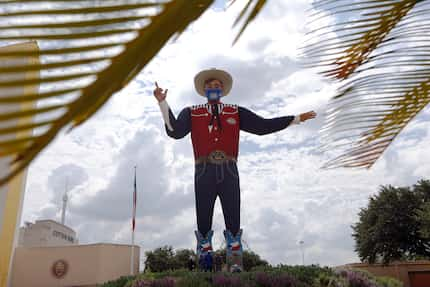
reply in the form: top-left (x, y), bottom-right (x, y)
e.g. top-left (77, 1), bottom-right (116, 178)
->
top-left (205, 88), bottom-right (222, 101)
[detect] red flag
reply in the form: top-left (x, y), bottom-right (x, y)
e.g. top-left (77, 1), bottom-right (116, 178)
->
top-left (132, 167), bottom-right (137, 231)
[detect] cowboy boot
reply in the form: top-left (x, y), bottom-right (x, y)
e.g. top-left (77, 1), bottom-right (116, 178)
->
top-left (224, 229), bottom-right (243, 272)
top-left (195, 230), bottom-right (214, 259)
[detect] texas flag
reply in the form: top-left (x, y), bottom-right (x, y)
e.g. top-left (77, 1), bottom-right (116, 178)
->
top-left (230, 241), bottom-right (241, 251)
top-left (202, 242), bottom-right (212, 252)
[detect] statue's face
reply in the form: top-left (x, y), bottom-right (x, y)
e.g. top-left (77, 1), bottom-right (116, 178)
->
top-left (204, 78), bottom-right (224, 101)
top-left (204, 79), bottom-right (223, 91)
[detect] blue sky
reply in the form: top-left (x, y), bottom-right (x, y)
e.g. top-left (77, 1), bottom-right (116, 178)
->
top-left (19, 0), bottom-right (430, 267)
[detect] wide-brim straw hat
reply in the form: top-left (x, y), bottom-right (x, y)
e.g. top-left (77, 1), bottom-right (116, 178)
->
top-left (194, 68), bottom-right (233, 97)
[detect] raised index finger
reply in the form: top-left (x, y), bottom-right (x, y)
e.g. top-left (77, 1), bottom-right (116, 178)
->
top-left (155, 81), bottom-right (159, 88)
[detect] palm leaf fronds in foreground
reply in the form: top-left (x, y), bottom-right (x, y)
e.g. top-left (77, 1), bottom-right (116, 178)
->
top-left (0, 0), bottom-right (269, 187)
top-left (0, 0), bottom-right (215, 186)
top-left (304, 0), bottom-right (430, 168)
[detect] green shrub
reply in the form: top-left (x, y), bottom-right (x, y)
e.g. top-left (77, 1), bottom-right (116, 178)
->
top-left (100, 265), bottom-right (403, 287)
top-left (316, 268), bottom-right (404, 287)
top-left (176, 273), bottom-right (212, 287)
top-left (99, 275), bottom-right (135, 287)
top-left (375, 276), bottom-right (403, 287)
top-left (146, 269), bottom-right (191, 280)
top-left (315, 272), bottom-right (338, 287)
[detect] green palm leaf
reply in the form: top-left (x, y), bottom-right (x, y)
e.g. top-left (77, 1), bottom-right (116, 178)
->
top-left (0, 0), bottom-right (269, 187)
top-left (230, 0), bottom-right (267, 44)
top-left (305, 0), bottom-right (430, 168)
top-left (305, 0), bottom-right (419, 79)
top-left (0, 0), bottom-right (216, 187)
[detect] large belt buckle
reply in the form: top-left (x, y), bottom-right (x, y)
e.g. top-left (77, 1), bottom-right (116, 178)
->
top-left (209, 150), bottom-right (226, 164)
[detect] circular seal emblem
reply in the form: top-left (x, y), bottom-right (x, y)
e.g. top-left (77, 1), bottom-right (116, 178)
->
top-left (226, 117), bottom-right (236, 125)
top-left (52, 260), bottom-right (68, 279)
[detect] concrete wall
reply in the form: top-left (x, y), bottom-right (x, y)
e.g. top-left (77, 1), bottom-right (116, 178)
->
top-left (18, 220), bottom-right (78, 247)
top-left (11, 243), bottom-right (140, 287)
top-left (346, 261), bottom-right (430, 287)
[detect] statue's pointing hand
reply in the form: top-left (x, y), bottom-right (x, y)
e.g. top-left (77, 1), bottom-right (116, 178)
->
top-left (299, 111), bottom-right (317, 122)
top-left (153, 81), bottom-right (168, 102)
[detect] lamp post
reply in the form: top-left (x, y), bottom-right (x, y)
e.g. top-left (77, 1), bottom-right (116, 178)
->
top-left (299, 240), bottom-right (304, 265)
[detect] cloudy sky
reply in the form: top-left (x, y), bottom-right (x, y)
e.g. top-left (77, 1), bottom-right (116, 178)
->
top-left (20, 0), bottom-right (430, 267)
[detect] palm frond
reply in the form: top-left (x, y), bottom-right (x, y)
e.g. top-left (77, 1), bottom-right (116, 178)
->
top-left (304, 0), bottom-right (418, 80)
top-left (321, 70), bottom-right (430, 169)
top-left (305, 0), bottom-right (430, 168)
top-left (0, 0), bottom-right (215, 187)
top-left (231, 0), bottom-right (267, 44)
top-left (0, 41), bottom-right (40, 182)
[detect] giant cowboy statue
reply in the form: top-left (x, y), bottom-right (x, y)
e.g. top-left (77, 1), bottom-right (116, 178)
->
top-left (153, 68), bottom-right (316, 271)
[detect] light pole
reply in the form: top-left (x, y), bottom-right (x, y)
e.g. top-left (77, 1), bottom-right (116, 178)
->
top-left (299, 240), bottom-right (304, 265)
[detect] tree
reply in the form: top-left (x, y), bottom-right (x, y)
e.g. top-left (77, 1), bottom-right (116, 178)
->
top-left (417, 202), bottom-right (430, 240)
top-left (413, 179), bottom-right (430, 202)
top-left (145, 245), bottom-right (268, 272)
top-left (172, 248), bottom-right (196, 270)
top-left (352, 180), bottom-right (430, 264)
top-left (414, 180), bottom-right (430, 240)
top-left (144, 246), bottom-right (176, 272)
top-left (144, 246), bottom-right (196, 272)
top-left (242, 250), bottom-right (269, 271)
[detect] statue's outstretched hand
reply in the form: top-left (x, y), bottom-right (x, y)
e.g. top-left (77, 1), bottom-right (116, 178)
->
top-left (299, 111), bottom-right (317, 122)
top-left (153, 81), bottom-right (168, 102)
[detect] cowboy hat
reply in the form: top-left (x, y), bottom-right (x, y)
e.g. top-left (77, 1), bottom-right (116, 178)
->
top-left (194, 68), bottom-right (233, 97)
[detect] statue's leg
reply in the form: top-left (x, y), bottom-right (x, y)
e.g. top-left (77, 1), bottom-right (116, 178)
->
top-left (194, 163), bottom-right (217, 259)
top-left (223, 229), bottom-right (243, 272)
top-left (219, 161), bottom-right (243, 271)
top-left (195, 229), bottom-right (214, 270)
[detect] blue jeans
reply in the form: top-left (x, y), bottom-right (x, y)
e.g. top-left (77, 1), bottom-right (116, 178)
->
top-left (194, 161), bottom-right (240, 237)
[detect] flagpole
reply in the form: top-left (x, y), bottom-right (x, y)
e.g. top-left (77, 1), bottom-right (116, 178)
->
top-left (131, 166), bottom-right (137, 275)
top-left (131, 230), bottom-right (135, 275)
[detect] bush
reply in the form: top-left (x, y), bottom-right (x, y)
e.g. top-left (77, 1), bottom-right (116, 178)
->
top-left (150, 277), bottom-right (176, 287)
top-left (254, 272), bottom-right (301, 287)
top-left (337, 269), bottom-right (377, 287)
top-left (176, 273), bottom-right (211, 287)
top-left (100, 265), bottom-right (403, 287)
top-left (250, 264), bottom-right (332, 286)
top-left (375, 276), bottom-right (403, 287)
top-left (142, 269), bottom-right (191, 280)
top-left (212, 274), bottom-right (248, 287)
top-left (315, 268), bottom-right (403, 287)
top-left (99, 276), bottom-right (135, 287)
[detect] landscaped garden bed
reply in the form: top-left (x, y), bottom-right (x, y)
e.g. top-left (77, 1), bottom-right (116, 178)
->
top-left (99, 265), bottom-right (403, 287)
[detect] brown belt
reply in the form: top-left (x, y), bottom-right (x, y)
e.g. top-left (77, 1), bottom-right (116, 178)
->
top-left (195, 150), bottom-right (237, 165)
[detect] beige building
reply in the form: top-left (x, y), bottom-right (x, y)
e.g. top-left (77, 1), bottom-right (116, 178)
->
top-left (11, 220), bottom-right (140, 287)
top-left (18, 219), bottom-right (78, 247)
top-left (11, 243), bottom-right (140, 287)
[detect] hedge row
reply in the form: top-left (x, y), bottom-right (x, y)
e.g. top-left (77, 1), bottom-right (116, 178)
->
top-left (99, 265), bottom-right (402, 287)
